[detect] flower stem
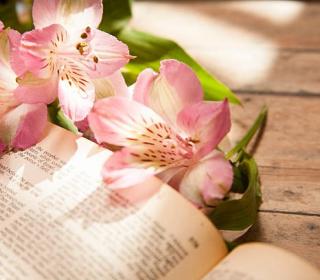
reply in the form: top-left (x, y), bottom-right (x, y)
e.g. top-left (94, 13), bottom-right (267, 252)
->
top-left (226, 105), bottom-right (268, 160)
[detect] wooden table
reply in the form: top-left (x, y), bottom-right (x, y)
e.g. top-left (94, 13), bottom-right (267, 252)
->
top-left (132, 1), bottom-right (320, 267)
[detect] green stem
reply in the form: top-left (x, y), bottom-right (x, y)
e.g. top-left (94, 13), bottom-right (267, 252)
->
top-left (226, 106), bottom-right (268, 160)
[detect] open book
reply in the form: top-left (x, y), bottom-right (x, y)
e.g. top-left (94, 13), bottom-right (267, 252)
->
top-left (0, 124), bottom-right (319, 280)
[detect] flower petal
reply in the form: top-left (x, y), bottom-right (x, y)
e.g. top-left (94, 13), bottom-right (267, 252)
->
top-left (179, 151), bottom-right (233, 207)
top-left (32, 0), bottom-right (103, 31)
top-left (102, 148), bottom-right (156, 189)
top-left (0, 21), bottom-right (4, 31)
top-left (0, 30), bottom-right (19, 117)
top-left (0, 103), bottom-right (47, 150)
top-left (83, 29), bottom-right (131, 78)
top-left (14, 72), bottom-right (58, 104)
top-left (20, 24), bottom-right (68, 77)
top-left (0, 93), bottom-right (18, 119)
top-left (7, 29), bottom-right (26, 76)
top-left (134, 60), bottom-right (203, 126)
top-left (58, 68), bottom-right (95, 122)
top-left (93, 71), bottom-right (129, 99)
top-left (0, 30), bottom-right (17, 92)
top-left (0, 141), bottom-right (6, 154)
top-left (88, 96), bottom-right (164, 146)
top-left (133, 68), bottom-right (157, 104)
top-left (177, 99), bottom-right (231, 157)
top-left (158, 166), bottom-right (186, 186)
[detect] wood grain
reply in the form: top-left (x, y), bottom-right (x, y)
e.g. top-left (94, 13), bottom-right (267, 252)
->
top-left (191, 50), bottom-right (320, 94)
top-left (230, 95), bottom-right (320, 168)
top-left (132, 1), bottom-right (320, 94)
top-left (258, 166), bottom-right (320, 215)
top-left (133, 1), bottom-right (320, 49)
top-left (238, 212), bottom-right (320, 268)
top-left (230, 94), bottom-right (320, 215)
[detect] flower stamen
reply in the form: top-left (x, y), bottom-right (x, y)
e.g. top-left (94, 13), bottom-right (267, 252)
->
top-left (76, 42), bottom-right (88, 55)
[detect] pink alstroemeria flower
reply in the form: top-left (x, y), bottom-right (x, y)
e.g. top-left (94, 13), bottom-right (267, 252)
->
top-left (89, 60), bottom-right (233, 207)
top-left (15, 0), bottom-right (131, 121)
top-left (0, 22), bottom-right (47, 154)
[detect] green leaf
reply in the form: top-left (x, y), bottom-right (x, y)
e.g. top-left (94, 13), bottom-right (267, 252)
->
top-left (225, 241), bottom-right (239, 251)
top-left (230, 165), bottom-right (248, 193)
top-left (209, 154), bottom-right (262, 231)
top-left (0, 1), bottom-right (33, 32)
top-left (118, 28), bottom-right (240, 104)
top-left (47, 101), bottom-right (78, 134)
top-left (100, 0), bottom-right (132, 35)
top-left (226, 106), bottom-right (268, 160)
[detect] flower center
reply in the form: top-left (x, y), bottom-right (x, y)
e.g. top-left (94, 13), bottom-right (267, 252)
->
top-left (127, 122), bottom-right (195, 169)
top-left (75, 26), bottom-right (99, 66)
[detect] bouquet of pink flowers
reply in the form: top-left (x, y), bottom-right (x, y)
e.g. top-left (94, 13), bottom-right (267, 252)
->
top-left (0, 0), bottom-right (267, 238)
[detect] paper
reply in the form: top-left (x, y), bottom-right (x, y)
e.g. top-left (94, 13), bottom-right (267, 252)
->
top-left (0, 124), bottom-right (227, 280)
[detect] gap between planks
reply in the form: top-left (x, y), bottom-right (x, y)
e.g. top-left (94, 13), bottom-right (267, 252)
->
top-left (234, 90), bottom-right (320, 98)
top-left (259, 209), bottom-right (320, 218)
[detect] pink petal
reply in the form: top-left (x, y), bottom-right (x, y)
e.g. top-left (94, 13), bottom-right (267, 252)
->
top-left (159, 60), bottom-right (203, 103)
top-left (0, 103), bottom-right (47, 150)
top-left (32, 0), bottom-right (103, 31)
top-left (0, 30), bottom-right (19, 117)
top-left (0, 21), bottom-right (4, 31)
top-left (94, 71), bottom-right (129, 99)
top-left (88, 96), bottom-right (164, 146)
top-left (179, 152), bottom-right (233, 207)
top-left (133, 68), bottom-right (157, 104)
top-left (14, 72), bottom-right (58, 104)
top-left (7, 29), bottom-right (26, 76)
top-left (107, 71), bottom-right (129, 97)
top-left (0, 92), bottom-right (19, 119)
top-left (0, 29), bottom-right (10, 65)
top-left (134, 60), bottom-right (203, 127)
top-left (75, 117), bottom-right (89, 132)
top-left (102, 148), bottom-right (156, 189)
top-left (177, 99), bottom-right (231, 157)
top-left (58, 73), bottom-right (95, 122)
top-left (20, 24), bottom-right (68, 77)
top-left (84, 29), bottom-right (131, 78)
top-left (0, 141), bottom-right (6, 154)
top-left (0, 30), bottom-right (17, 92)
top-left (108, 177), bottom-right (163, 205)
top-left (157, 166), bottom-right (186, 186)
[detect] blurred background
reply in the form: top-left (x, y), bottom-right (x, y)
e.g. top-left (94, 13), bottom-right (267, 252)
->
top-left (132, 1), bottom-right (319, 95)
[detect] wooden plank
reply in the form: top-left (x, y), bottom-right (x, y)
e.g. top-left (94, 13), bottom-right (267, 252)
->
top-left (190, 50), bottom-right (320, 94)
top-left (230, 94), bottom-right (320, 167)
top-left (238, 212), bottom-right (320, 268)
top-left (258, 166), bottom-right (320, 215)
top-left (132, 2), bottom-right (320, 94)
top-left (133, 1), bottom-right (320, 49)
top-left (230, 94), bottom-right (320, 215)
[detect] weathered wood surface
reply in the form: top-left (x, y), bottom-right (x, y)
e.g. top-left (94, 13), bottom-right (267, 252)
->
top-left (231, 95), bottom-right (320, 214)
top-left (192, 50), bottom-right (320, 94)
top-left (239, 213), bottom-right (320, 268)
top-left (132, 1), bottom-right (320, 94)
top-left (133, 1), bottom-right (320, 268)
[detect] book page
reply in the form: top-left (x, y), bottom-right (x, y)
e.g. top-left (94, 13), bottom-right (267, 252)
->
top-left (203, 242), bottom-right (320, 280)
top-left (0, 123), bottom-right (227, 280)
